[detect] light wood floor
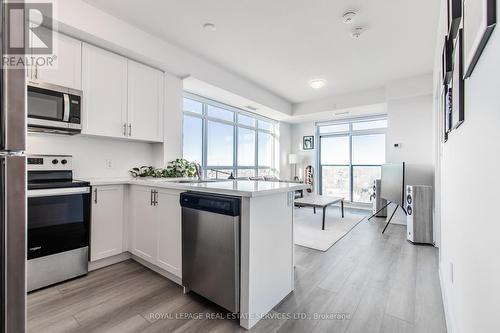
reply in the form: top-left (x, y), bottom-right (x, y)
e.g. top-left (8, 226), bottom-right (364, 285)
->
top-left (27, 208), bottom-right (447, 333)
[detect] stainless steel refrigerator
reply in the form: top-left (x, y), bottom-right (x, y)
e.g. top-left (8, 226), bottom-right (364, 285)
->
top-left (1, 1), bottom-right (27, 332)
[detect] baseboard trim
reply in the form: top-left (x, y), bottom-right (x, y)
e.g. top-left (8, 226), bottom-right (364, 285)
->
top-left (88, 252), bottom-right (182, 286)
top-left (439, 264), bottom-right (454, 333)
top-left (88, 252), bottom-right (131, 271)
top-left (131, 254), bottom-right (182, 286)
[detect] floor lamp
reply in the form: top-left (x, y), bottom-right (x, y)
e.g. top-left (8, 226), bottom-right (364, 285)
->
top-left (289, 154), bottom-right (298, 180)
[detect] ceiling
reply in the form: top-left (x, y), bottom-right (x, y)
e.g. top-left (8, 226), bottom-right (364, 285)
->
top-left (82, 0), bottom-right (439, 104)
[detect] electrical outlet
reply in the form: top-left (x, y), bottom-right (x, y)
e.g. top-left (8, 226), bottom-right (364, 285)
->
top-left (450, 262), bottom-right (454, 284)
top-left (105, 160), bottom-right (113, 169)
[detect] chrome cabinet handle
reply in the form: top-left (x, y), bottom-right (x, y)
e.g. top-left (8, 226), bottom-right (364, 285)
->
top-left (94, 188), bottom-right (98, 204)
top-left (123, 123), bottom-right (127, 136)
top-left (150, 189), bottom-right (154, 206)
top-left (128, 123), bottom-right (132, 137)
top-left (154, 190), bottom-right (158, 206)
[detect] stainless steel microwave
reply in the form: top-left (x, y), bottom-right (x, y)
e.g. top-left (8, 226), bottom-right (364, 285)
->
top-left (27, 81), bottom-right (83, 135)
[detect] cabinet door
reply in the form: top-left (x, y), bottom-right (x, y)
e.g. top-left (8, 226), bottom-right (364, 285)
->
top-left (82, 43), bottom-right (128, 138)
top-left (127, 60), bottom-right (163, 142)
top-left (90, 186), bottom-right (124, 261)
top-left (129, 186), bottom-right (158, 263)
top-left (34, 30), bottom-right (82, 90)
top-left (156, 189), bottom-right (182, 277)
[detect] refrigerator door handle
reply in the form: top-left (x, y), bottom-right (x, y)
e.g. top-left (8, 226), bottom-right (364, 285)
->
top-left (1, 66), bottom-right (26, 151)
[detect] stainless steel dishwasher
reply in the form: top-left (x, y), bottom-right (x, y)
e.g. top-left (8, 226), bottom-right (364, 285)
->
top-left (180, 192), bottom-right (241, 313)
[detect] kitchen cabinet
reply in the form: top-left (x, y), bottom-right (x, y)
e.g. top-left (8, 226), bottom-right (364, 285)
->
top-left (28, 29), bottom-right (82, 90)
top-left (90, 185), bottom-right (124, 261)
top-left (129, 186), bottom-right (158, 262)
top-left (82, 43), bottom-right (128, 138)
top-left (156, 189), bottom-right (182, 277)
top-left (127, 60), bottom-right (164, 142)
top-left (129, 186), bottom-right (181, 277)
top-left (82, 44), bottom-right (164, 142)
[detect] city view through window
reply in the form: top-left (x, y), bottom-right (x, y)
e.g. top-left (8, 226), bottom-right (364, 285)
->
top-left (319, 119), bottom-right (387, 204)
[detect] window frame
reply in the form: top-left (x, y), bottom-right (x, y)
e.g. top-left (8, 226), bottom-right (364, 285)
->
top-left (316, 116), bottom-right (387, 203)
top-left (183, 92), bottom-right (277, 178)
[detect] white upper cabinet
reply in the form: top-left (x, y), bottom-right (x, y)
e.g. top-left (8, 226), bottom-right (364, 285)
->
top-left (156, 189), bottom-right (182, 277)
top-left (81, 43), bottom-right (164, 142)
top-left (127, 60), bottom-right (164, 142)
top-left (82, 43), bottom-right (128, 138)
top-left (90, 185), bottom-right (124, 262)
top-left (29, 29), bottom-right (82, 90)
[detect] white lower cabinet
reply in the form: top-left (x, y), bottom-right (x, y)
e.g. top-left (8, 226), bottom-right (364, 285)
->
top-left (90, 185), bottom-right (124, 261)
top-left (129, 186), bottom-right (182, 277)
top-left (156, 189), bottom-right (182, 277)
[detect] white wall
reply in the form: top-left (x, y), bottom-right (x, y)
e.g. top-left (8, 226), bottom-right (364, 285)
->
top-left (386, 94), bottom-right (435, 186)
top-left (27, 133), bottom-right (155, 179)
top-left (385, 94), bottom-right (435, 225)
top-left (290, 122), bottom-right (316, 184)
top-left (434, 1), bottom-right (500, 332)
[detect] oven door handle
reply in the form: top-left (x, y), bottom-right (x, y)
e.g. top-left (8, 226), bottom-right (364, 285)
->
top-left (63, 93), bottom-right (70, 122)
top-left (28, 187), bottom-right (90, 198)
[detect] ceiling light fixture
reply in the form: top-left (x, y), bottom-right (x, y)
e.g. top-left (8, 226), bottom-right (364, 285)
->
top-left (309, 79), bottom-right (327, 89)
top-left (334, 111), bottom-right (350, 116)
top-left (342, 11), bottom-right (357, 24)
top-left (246, 105), bottom-right (258, 111)
top-left (203, 23), bottom-right (217, 31)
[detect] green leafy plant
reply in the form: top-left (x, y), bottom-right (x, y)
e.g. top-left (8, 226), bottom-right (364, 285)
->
top-left (129, 159), bottom-right (198, 178)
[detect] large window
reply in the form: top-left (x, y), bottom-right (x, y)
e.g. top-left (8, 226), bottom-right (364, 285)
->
top-left (183, 94), bottom-right (276, 178)
top-left (318, 118), bottom-right (386, 204)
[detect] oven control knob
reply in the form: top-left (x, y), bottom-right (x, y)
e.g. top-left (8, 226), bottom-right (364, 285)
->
top-left (52, 159), bottom-right (59, 165)
top-left (61, 159), bottom-right (67, 165)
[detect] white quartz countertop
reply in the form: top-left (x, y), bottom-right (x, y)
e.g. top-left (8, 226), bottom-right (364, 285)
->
top-left (82, 177), bottom-right (309, 197)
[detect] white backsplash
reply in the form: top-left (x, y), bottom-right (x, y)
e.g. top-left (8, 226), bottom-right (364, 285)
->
top-left (27, 133), bottom-right (157, 179)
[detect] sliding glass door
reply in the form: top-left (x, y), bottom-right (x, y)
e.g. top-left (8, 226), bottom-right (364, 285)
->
top-left (319, 118), bottom-right (386, 204)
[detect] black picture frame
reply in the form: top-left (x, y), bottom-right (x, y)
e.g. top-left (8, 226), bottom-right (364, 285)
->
top-left (452, 29), bottom-right (465, 129)
top-left (463, 0), bottom-right (497, 78)
top-left (303, 136), bottom-right (314, 150)
top-left (442, 35), bottom-right (453, 84)
top-left (448, 0), bottom-right (462, 39)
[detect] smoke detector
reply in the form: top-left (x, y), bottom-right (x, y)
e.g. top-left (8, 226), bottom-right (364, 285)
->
top-left (351, 27), bottom-right (365, 39)
top-left (342, 11), bottom-right (357, 24)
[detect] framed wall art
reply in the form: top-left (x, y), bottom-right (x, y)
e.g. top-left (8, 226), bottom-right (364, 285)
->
top-left (442, 35), bottom-right (453, 84)
top-left (303, 136), bottom-right (314, 150)
top-left (448, 0), bottom-right (463, 38)
top-left (463, 0), bottom-right (497, 77)
top-left (452, 29), bottom-right (465, 129)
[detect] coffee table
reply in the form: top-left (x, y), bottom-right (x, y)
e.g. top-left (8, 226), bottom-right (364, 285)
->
top-left (294, 195), bottom-right (345, 230)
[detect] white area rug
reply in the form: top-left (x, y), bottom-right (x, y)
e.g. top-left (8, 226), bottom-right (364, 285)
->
top-left (294, 207), bottom-right (366, 251)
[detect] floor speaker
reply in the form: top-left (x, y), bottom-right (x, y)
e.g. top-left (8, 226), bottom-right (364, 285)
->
top-left (406, 185), bottom-right (433, 244)
top-left (371, 179), bottom-right (387, 217)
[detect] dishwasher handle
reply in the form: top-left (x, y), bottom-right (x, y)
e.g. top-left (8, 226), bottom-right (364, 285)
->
top-left (180, 192), bottom-right (240, 217)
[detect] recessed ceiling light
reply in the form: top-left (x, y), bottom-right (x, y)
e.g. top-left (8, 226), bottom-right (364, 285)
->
top-left (335, 111), bottom-right (350, 116)
top-left (342, 11), bottom-right (357, 24)
top-left (309, 79), bottom-right (326, 89)
top-left (245, 105), bottom-right (258, 111)
top-left (203, 23), bottom-right (216, 31)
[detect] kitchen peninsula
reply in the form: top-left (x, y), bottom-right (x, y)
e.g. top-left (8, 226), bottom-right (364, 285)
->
top-left (87, 178), bottom-right (309, 329)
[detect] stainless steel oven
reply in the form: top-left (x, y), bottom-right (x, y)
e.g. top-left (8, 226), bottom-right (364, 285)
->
top-left (27, 155), bottom-right (90, 292)
top-left (27, 81), bottom-right (82, 135)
